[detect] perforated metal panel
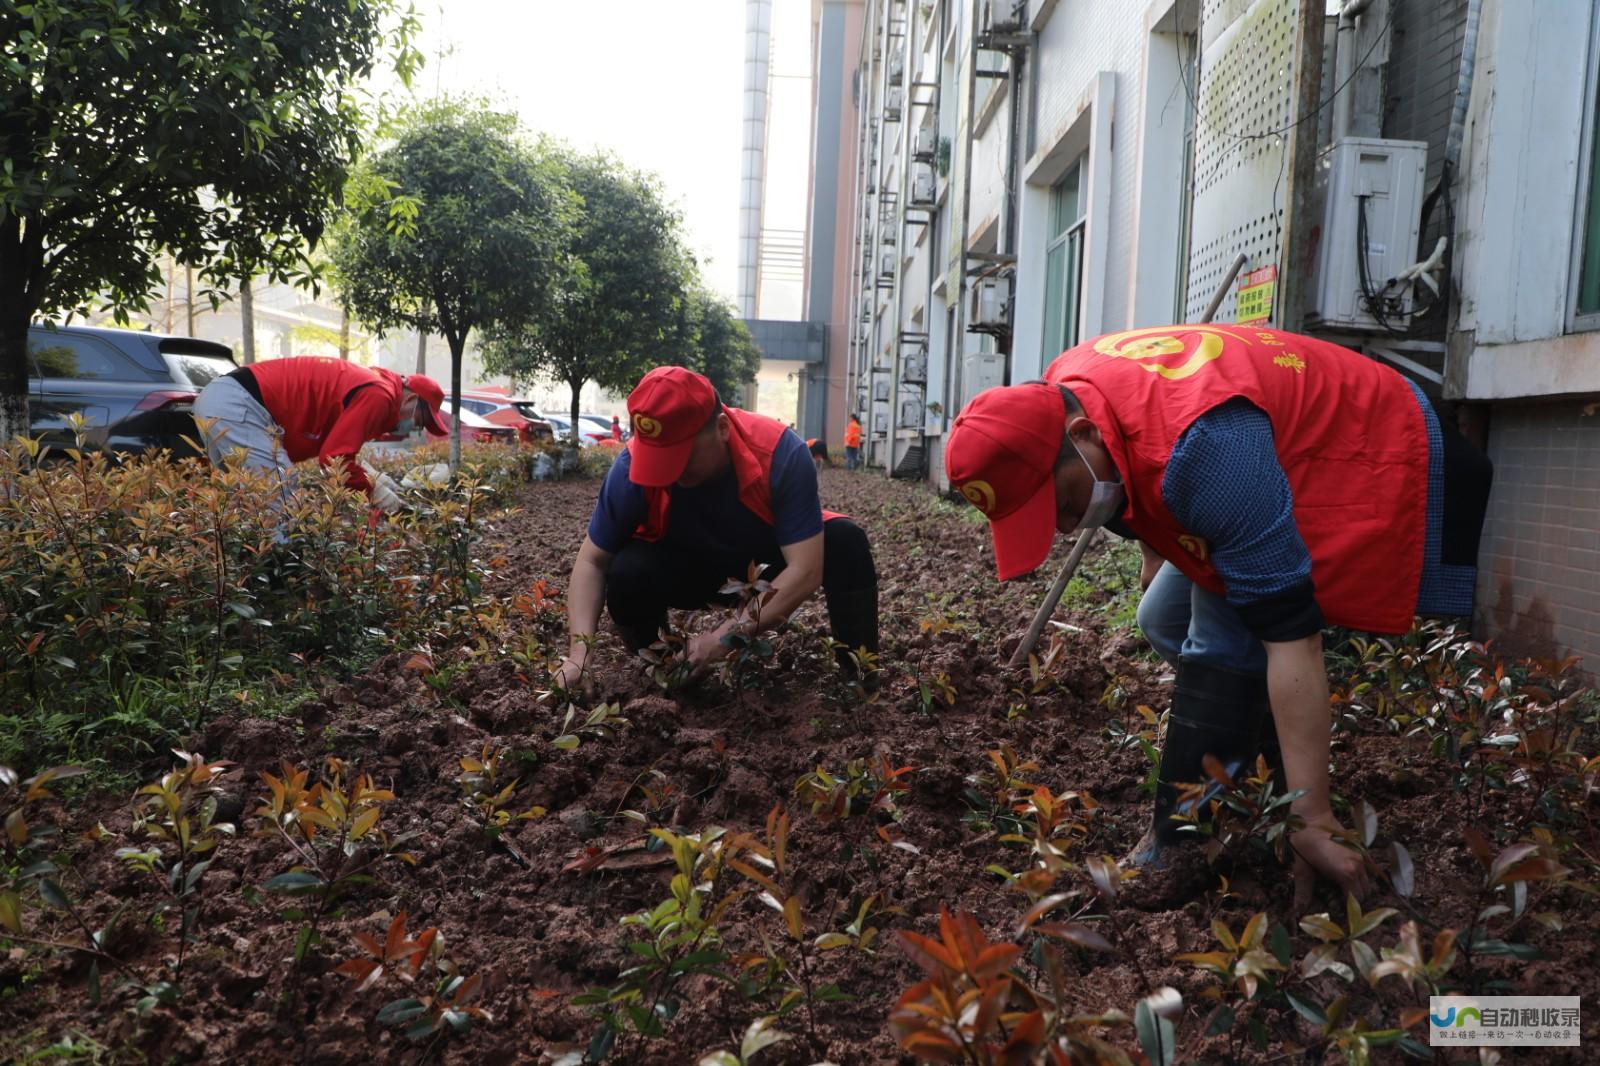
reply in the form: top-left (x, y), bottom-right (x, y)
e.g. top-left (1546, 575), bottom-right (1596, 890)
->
top-left (1184, 0), bottom-right (1298, 323)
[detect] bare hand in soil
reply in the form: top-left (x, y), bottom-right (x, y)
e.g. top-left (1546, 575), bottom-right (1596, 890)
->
top-left (687, 626), bottom-right (735, 679)
top-left (553, 655), bottom-right (593, 697)
top-left (1290, 810), bottom-right (1370, 913)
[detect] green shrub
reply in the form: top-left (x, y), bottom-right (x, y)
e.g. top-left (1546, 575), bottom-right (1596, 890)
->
top-left (578, 444), bottom-right (622, 479)
top-left (0, 438), bottom-right (518, 771)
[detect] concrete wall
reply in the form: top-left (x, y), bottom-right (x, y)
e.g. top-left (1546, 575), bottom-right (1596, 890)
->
top-left (1384, 0), bottom-right (1468, 199)
top-left (1440, 0), bottom-right (1600, 669)
top-left (1450, 0), bottom-right (1600, 396)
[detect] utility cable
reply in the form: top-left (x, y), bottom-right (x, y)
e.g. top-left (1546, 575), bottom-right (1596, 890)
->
top-left (1177, 5), bottom-right (1396, 190)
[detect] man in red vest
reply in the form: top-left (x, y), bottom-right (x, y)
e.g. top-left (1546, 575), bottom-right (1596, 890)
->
top-left (553, 366), bottom-right (878, 690)
top-left (193, 356), bottom-right (447, 511)
top-left (945, 325), bottom-right (1491, 906)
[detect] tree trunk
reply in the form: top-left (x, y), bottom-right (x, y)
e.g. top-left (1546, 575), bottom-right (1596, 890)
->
top-left (338, 306), bottom-right (350, 360)
top-left (185, 264), bottom-right (196, 336)
top-left (447, 331), bottom-right (466, 474)
top-left (239, 278), bottom-right (256, 365)
top-left (569, 380), bottom-right (583, 448)
top-left (0, 315), bottom-right (31, 447)
top-left (1, 213), bottom-right (39, 443)
top-left (414, 327), bottom-right (427, 374)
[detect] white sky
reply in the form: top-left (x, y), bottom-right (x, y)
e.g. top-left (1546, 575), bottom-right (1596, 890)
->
top-left (385, 0), bottom-right (815, 313)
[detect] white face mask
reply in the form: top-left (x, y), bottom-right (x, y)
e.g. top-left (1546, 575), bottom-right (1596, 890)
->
top-left (1065, 432), bottom-right (1124, 532)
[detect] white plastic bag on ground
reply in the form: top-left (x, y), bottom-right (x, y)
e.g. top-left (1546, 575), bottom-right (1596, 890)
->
top-left (401, 462), bottom-right (450, 490)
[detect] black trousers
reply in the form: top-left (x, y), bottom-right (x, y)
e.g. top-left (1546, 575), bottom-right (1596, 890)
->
top-left (604, 519), bottom-right (878, 655)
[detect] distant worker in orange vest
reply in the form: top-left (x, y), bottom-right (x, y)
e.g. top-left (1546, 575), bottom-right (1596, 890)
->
top-left (553, 367), bottom-right (879, 691)
top-left (945, 324), bottom-right (1491, 908)
top-left (843, 413), bottom-right (863, 471)
top-left (610, 414), bottom-right (623, 442)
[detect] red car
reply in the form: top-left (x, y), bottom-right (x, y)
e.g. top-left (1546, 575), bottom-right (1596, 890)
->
top-left (427, 402), bottom-right (518, 445)
top-left (457, 390), bottom-right (554, 444)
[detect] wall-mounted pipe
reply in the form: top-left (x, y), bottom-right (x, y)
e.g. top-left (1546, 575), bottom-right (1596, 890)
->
top-left (1331, 0), bottom-right (1376, 143)
top-left (1443, 0), bottom-right (1483, 180)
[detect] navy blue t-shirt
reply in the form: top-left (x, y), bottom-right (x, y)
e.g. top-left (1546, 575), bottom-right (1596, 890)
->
top-left (587, 431), bottom-right (824, 558)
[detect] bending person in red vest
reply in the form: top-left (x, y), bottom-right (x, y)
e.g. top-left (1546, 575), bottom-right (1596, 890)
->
top-left (945, 325), bottom-right (1491, 907)
top-left (553, 366), bottom-right (879, 691)
top-left (193, 356), bottom-right (447, 512)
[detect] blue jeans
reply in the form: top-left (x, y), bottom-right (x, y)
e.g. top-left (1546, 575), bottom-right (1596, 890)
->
top-left (845, 445), bottom-right (860, 471)
top-left (1136, 561), bottom-right (1267, 674)
top-left (192, 375), bottom-right (295, 539)
top-left (193, 375), bottom-right (292, 478)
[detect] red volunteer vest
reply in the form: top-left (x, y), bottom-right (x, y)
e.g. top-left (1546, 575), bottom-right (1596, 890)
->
top-left (635, 407), bottom-right (841, 542)
top-left (248, 355), bottom-right (406, 464)
top-left (1046, 325), bottom-right (1428, 635)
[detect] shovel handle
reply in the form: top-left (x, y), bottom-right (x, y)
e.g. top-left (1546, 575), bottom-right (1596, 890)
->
top-left (1007, 528), bottom-right (1100, 668)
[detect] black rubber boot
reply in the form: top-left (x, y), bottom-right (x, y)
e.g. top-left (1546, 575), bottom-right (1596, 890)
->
top-left (1126, 658), bottom-right (1271, 868)
top-left (825, 585), bottom-right (880, 692)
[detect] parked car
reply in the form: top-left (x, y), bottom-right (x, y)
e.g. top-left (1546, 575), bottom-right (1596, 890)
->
top-left (27, 323), bottom-right (238, 460)
top-left (456, 390), bottom-right (554, 443)
top-left (578, 414), bottom-right (625, 442)
top-left (540, 413), bottom-right (605, 447)
top-left (426, 402), bottom-right (518, 445)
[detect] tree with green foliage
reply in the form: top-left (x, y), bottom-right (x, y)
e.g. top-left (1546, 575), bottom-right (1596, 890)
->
top-left (686, 289), bottom-right (763, 404)
top-left (331, 100), bottom-right (576, 470)
top-left (0, 0), bottom-right (421, 443)
top-left (480, 147), bottom-right (696, 444)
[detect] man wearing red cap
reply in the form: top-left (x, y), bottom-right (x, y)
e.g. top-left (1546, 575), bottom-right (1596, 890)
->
top-left (552, 366), bottom-right (878, 689)
top-left (193, 355), bottom-right (448, 511)
top-left (945, 324), bottom-right (1491, 906)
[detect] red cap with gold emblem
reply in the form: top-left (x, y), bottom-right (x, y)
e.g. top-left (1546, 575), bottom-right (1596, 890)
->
top-left (945, 382), bottom-right (1066, 580)
top-left (625, 366), bottom-right (719, 487)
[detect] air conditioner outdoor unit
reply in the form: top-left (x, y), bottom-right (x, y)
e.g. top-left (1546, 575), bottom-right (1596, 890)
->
top-left (1311, 137), bottom-right (1428, 331)
top-left (981, 0), bottom-right (1023, 34)
top-left (881, 223), bottom-right (896, 246)
top-left (872, 379), bottom-right (890, 402)
top-left (885, 87), bottom-right (903, 120)
top-left (914, 125), bottom-right (937, 161)
top-left (911, 163), bottom-right (935, 205)
top-left (899, 400), bottom-right (922, 428)
top-left (903, 350), bottom-right (928, 383)
top-left (970, 274), bottom-right (1012, 330)
top-left (960, 351), bottom-right (1005, 408)
top-left (879, 251), bottom-right (896, 277)
top-left (888, 53), bottom-right (904, 83)
top-left (873, 412), bottom-right (889, 435)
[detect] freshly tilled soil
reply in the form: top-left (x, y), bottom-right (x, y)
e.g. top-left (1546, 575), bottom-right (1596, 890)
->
top-left (3, 470), bottom-right (1594, 1064)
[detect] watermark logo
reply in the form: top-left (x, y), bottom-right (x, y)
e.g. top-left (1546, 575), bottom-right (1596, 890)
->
top-left (1429, 997), bottom-right (1580, 1046)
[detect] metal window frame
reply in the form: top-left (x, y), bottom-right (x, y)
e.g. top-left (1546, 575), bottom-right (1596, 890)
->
top-left (1042, 156), bottom-right (1087, 352)
top-left (1567, 3), bottom-right (1600, 333)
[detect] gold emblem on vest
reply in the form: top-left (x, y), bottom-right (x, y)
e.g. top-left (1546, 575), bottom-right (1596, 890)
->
top-left (1092, 328), bottom-right (1226, 381)
top-left (1178, 534), bottom-right (1209, 561)
top-left (1273, 353), bottom-right (1306, 373)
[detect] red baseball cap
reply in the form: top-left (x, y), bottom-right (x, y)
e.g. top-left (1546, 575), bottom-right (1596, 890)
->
top-left (945, 382), bottom-right (1066, 580)
top-left (402, 374), bottom-right (449, 435)
top-left (626, 366), bottom-right (719, 487)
